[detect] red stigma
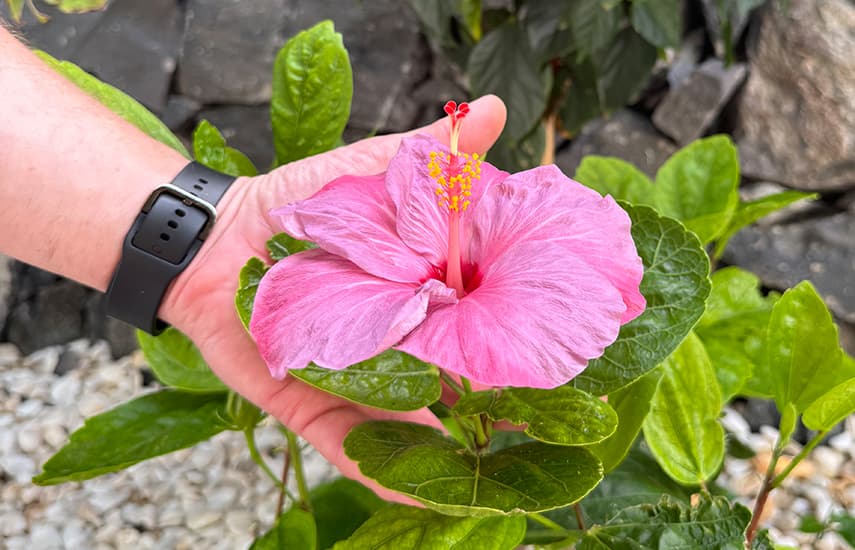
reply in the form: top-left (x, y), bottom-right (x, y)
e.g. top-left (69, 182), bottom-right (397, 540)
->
top-left (444, 100), bottom-right (470, 125)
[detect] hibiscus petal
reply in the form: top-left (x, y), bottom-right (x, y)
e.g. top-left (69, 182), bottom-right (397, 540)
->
top-left (270, 174), bottom-right (432, 283)
top-left (251, 249), bottom-right (457, 378)
top-left (385, 134), bottom-right (507, 265)
top-left (397, 241), bottom-right (626, 389)
top-left (469, 165), bottom-right (645, 323)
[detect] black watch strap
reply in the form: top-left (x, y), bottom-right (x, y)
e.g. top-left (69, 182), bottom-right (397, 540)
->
top-left (106, 162), bottom-right (236, 335)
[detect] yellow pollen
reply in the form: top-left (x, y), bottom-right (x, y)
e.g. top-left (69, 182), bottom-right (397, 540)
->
top-left (427, 150), bottom-right (482, 213)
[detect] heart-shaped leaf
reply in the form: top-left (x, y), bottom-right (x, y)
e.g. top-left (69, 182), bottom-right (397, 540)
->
top-left (137, 328), bottom-right (227, 393)
top-left (193, 120), bottom-right (257, 177)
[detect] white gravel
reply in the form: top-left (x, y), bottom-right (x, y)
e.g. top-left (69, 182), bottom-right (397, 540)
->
top-left (2, 339), bottom-right (855, 549)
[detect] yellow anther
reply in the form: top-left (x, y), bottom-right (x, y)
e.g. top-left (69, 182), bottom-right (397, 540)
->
top-left (427, 149), bottom-right (482, 214)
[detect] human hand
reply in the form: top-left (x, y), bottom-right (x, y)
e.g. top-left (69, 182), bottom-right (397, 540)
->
top-left (160, 96), bottom-right (507, 500)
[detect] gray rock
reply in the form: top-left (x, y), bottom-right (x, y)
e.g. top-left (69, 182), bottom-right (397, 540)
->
top-left (279, 0), bottom-right (428, 132)
top-left (734, 0), bottom-right (855, 191)
top-left (667, 29), bottom-right (705, 90)
top-left (178, 0), bottom-right (289, 104)
top-left (557, 110), bottom-right (677, 179)
top-left (197, 105), bottom-right (274, 170)
top-left (0, 254), bottom-right (12, 336)
top-left (653, 59), bottom-right (747, 145)
top-left (70, 0), bottom-right (182, 113)
top-left (54, 347), bottom-right (85, 377)
top-left (161, 95), bottom-right (203, 133)
top-left (6, 280), bottom-right (89, 355)
top-left (0, 2), bottom-right (108, 58)
top-left (723, 211), bottom-right (855, 323)
top-left (738, 181), bottom-right (824, 226)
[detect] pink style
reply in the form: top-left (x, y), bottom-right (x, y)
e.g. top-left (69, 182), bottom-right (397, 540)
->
top-left (250, 102), bottom-right (646, 389)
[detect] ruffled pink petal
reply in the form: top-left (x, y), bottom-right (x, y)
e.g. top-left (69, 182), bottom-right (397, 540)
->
top-left (385, 134), bottom-right (508, 265)
top-left (397, 241), bottom-right (626, 389)
top-left (270, 174), bottom-right (432, 283)
top-left (469, 165), bottom-right (645, 323)
top-left (250, 249), bottom-right (457, 378)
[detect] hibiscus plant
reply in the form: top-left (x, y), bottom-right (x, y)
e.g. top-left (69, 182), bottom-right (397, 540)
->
top-left (28, 18), bottom-right (855, 550)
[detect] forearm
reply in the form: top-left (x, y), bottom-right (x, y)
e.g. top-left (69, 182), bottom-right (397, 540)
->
top-left (0, 28), bottom-right (187, 295)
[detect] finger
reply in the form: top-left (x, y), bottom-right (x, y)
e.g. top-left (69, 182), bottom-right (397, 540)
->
top-left (267, 94), bottom-right (507, 203)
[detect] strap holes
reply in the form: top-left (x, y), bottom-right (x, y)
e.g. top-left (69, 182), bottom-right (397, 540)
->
top-left (168, 220), bottom-right (178, 229)
top-left (175, 209), bottom-right (186, 217)
top-left (160, 233), bottom-right (170, 241)
top-left (199, 178), bottom-right (208, 184)
top-left (193, 184), bottom-right (203, 191)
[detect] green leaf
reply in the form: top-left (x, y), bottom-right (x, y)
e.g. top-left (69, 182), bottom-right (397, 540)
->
top-left (192, 120), bottom-right (257, 177)
top-left (469, 21), bottom-right (550, 142)
top-left (7, 0), bottom-right (24, 21)
top-left (35, 51), bottom-right (188, 157)
top-left (694, 267), bottom-right (778, 401)
top-left (344, 421), bottom-right (603, 516)
top-left (453, 386), bottom-right (618, 446)
top-left (34, 390), bottom-right (228, 485)
top-left (559, 58), bottom-right (602, 135)
top-left (766, 281), bottom-right (844, 412)
top-left (311, 478), bottom-right (386, 549)
top-left (335, 506), bottom-right (525, 550)
top-left (267, 232), bottom-right (316, 262)
top-left (580, 445), bottom-right (692, 525)
top-left (235, 257), bottom-right (268, 330)
top-left (251, 508), bottom-right (316, 550)
top-left (570, 0), bottom-right (622, 58)
top-left (291, 350), bottom-right (441, 412)
top-left (44, 0), bottom-right (108, 13)
top-left (574, 156), bottom-right (656, 207)
top-left (803, 378), bottom-right (855, 431)
top-left (713, 190), bottom-right (817, 258)
top-left (458, 0), bottom-right (482, 40)
top-left (590, 368), bottom-right (663, 473)
top-left (579, 495), bottom-right (751, 549)
top-left (653, 135), bottom-right (740, 244)
top-left (523, 0), bottom-right (575, 62)
top-left (642, 333), bottom-right (725, 486)
top-left (486, 122), bottom-right (546, 172)
top-left (576, 204), bottom-right (711, 394)
top-left (630, 0), bottom-right (682, 49)
top-left (832, 512), bottom-right (855, 547)
top-left (137, 328), bottom-right (227, 393)
top-left (271, 20), bottom-right (352, 166)
top-left (592, 27), bottom-right (657, 111)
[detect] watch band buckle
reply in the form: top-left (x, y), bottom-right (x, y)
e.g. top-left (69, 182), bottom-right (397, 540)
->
top-left (142, 183), bottom-right (218, 240)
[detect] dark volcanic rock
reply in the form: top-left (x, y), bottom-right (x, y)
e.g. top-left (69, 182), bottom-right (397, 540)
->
top-left (653, 59), bottom-right (747, 145)
top-left (71, 0), bottom-right (183, 113)
top-left (196, 105), bottom-right (274, 170)
top-left (6, 280), bottom-right (88, 355)
top-left (178, 0), bottom-right (288, 104)
top-left (734, 0), bottom-right (855, 191)
top-left (723, 212), bottom-right (855, 324)
top-left (0, 255), bottom-right (11, 336)
top-left (0, 3), bottom-right (108, 58)
top-left (557, 110), bottom-right (677, 179)
top-left (161, 95), bottom-right (203, 133)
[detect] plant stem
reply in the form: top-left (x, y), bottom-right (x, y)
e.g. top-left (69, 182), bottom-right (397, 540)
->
top-left (745, 442), bottom-right (784, 546)
top-left (461, 376), bottom-right (473, 394)
top-left (285, 428), bottom-right (312, 512)
top-left (243, 428), bottom-right (295, 498)
top-left (772, 430), bottom-right (827, 488)
top-left (530, 512), bottom-right (567, 533)
top-left (540, 112), bottom-right (556, 166)
top-left (574, 503), bottom-right (587, 532)
top-left (440, 371), bottom-right (465, 396)
top-left (276, 447), bottom-right (292, 517)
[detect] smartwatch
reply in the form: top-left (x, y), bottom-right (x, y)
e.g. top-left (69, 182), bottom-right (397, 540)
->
top-left (105, 162), bottom-right (236, 334)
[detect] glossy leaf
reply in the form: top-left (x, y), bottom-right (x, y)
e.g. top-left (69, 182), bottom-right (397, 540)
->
top-left (574, 155), bottom-right (655, 207)
top-left (46, 0), bottom-right (108, 13)
top-left (643, 333), bottom-right (725, 486)
top-left (469, 21), bottom-right (549, 142)
top-left (653, 135), bottom-right (740, 244)
top-left (311, 478), bottom-right (386, 549)
top-left (630, 0), bottom-right (682, 49)
top-left (34, 390), bottom-right (228, 485)
top-left (35, 51), bottom-right (188, 157)
top-left (713, 190), bottom-right (817, 259)
top-left (453, 386), bottom-right (618, 446)
top-left (137, 328), bottom-right (227, 393)
top-left (570, 0), bottom-right (621, 58)
top-left (523, 0), bottom-right (575, 62)
top-left (803, 378), bottom-right (855, 431)
top-left (235, 257), bottom-right (268, 330)
top-left (267, 232), bottom-right (316, 262)
top-left (272, 20), bottom-right (352, 166)
top-left (344, 421), bottom-right (603, 516)
top-left (559, 58), bottom-right (601, 135)
top-left (576, 204), bottom-right (711, 394)
top-left (335, 506), bottom-right (526, 550)
top-left (694, 267), bottom-right (778, 401)
top-left (590, 368), bottom-right (663, 473)
top-left (192, 120), bottom-right (257, 177)
top-left (592, 27), bottom-right (657, 111)
top-left (251, 508), bottom-right (316, 550)
top-left (579, 495), bottom-right (751, 549)
top-left (766, 281), bottom-right (843, 412)
top-left (459, 0), bottom-right (482, 40)
top-left (580, 446), bottom-right (692, 525)
top-left (291, 350), bottom-right (441, 411)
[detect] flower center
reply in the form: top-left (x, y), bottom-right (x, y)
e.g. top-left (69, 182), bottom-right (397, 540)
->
top-left (426, 101), bottom-right (482, 298)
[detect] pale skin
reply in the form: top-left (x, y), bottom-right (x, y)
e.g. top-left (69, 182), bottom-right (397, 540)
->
top-left (0, 27), bottom-right (507, 501)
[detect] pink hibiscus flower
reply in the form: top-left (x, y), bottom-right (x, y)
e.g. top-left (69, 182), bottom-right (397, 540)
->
top-left (250, 102), bottom-right (645, 389)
